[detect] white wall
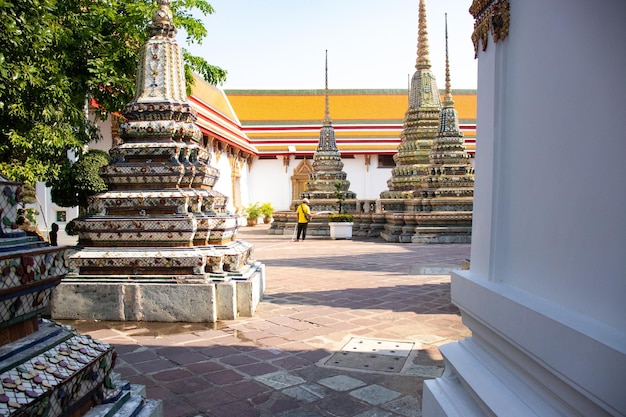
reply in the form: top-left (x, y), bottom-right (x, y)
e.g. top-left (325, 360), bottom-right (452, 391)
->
top-left (342, 156), bottom-right (393, 200)
top-left (247, 158), bottom-right (292, 210)
top-left (473, 0), bottom-right (626, 330)
top-left (248, 155), bottom-right (394, 211)
top-left (425, 1), bottom-right (626, 415)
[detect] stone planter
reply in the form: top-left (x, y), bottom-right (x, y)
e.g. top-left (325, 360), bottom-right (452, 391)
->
top-left (329, 222), bottom-right (353, 240)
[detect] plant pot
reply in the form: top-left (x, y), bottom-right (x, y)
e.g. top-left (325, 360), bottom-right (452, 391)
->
top-left (247, 218), bottom-right (258, 227)
top-left (329, 222), bottom-right (353, 240)
top-left (263, 217), bottom-right (272, 224)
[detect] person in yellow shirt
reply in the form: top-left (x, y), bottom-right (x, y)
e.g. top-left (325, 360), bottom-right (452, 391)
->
top-left (295, 198), bottom-right (311, 241)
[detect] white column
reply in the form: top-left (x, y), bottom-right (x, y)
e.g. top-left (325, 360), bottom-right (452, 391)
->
top-left (423, 1), bottom-right (626, 416)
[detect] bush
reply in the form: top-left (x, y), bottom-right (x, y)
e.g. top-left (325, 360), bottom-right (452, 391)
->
top-left (328, 213), bottom-right (354, 222)
top-left (243, 203), bottom-right (262, 219)
top-left (260, 202), bottom-right (274, 218)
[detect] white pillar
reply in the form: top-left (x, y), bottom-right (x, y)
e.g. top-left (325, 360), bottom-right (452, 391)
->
top-left (423, 1), bottom-right (626, 416)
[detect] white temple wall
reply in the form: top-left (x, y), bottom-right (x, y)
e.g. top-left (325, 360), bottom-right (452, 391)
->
top-left (247, 158), bottom-right (292, 210)
top-left (423, 1), bottom-right (626, 416)
top-left (342, 156), bottom-right (392, 200)
top-left (247, 155), bottom-right (395, 211)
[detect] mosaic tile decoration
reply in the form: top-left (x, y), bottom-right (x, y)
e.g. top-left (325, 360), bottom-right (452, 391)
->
top-left (0, 181), bottom-right (24, 237)
top-left (0, 248), bottom-right (68, 326)
top-left (0, 324), bottom-right (115, 417)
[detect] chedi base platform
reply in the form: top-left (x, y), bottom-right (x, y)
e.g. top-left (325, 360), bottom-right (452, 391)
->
top-left (52, 246), bottom-right (265, 323)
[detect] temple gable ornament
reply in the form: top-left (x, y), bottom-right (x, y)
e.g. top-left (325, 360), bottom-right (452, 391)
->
top-left (470, 0), bottom-right (510, 57)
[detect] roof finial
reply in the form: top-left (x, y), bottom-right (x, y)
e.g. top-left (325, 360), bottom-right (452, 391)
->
top-left (416, 0), bottom-right (431, 70)
top-left (323, 50), bottom-right (332, 126)
top-left (148, 0), bottom-right (177, 38)
top-left (444, 13), bottom-right (454, 106)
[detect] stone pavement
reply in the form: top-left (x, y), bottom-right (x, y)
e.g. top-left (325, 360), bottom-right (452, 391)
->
top-left (59, 223), bottom-right (471, 417)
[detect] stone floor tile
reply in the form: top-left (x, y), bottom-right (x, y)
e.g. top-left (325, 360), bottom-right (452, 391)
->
top-left (353, 409), bottom-right (395, 417)
top-left (184, 360), bottom-right (226, 374)
top-left (254, 371), bottom-right (306, 389)
top-left (151, 368), bottom-right (194, 382)
top-left (350, 384), bottom-right (402, 406)
top-left (221, 380), bottom-right (271, 399)
top-left (282, 384), bottom-right (326, 403)
top-left (208, 400), bottom-right (261, 417)
top-left (381, 395), bottom-right (422, 417)
top-left (204, 369), bottom-right (246, 385)
top-left (269, 396), bottom-right (301, 414)
top-left (317, 396), bottom-right (368, 416)
top-left (318, 375), bottom-right (366, 391)
top-left (237, 361), bottom-right (280, 377)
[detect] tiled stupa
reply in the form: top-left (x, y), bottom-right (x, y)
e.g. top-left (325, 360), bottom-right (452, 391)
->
top-left (0, 177), bottom-right (161, 416)
top-left (301, 51), bottom-right (357, 212)
top-left (377, 0), bottom-right (442, 242)
top-left (52, 0), bottom-right (264, 322)
top-left (413, 16), bottom-right (474, 243)
top-left (380, 0), bottom-right (441, 203)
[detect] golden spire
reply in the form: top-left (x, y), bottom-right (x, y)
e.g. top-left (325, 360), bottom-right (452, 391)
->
top-left (323, 50), bottom-right (332, 126)
top-left (416, 0), bottom-right (431, 70)
top-left (443, 13), bottom-right (454, 106)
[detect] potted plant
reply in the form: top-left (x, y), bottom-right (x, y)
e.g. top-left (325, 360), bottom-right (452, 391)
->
top-left (328, 213), bottom-right (354, 240)
top-left (329, 183), bottom-right (354, 239)
top-left (260, 202), bottom-right (274, 224)
top-left (243, 203), bottom-right (262, 226)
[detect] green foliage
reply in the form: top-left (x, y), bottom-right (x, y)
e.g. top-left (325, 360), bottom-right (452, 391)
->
top-left (328, 213), bottom-right (354, 222)
top-left (243, 202), bottom-right (262, 219)
top-left (0, 0), bottom-right (225, 186)
top-left (49, 149), bottom-right (111, 211)
top-left (333, 182), bottom-right (346, 213)
top-left (260, 202), bottom-right (274, 218)
top-left (24, 208), bottom-right (39, 225)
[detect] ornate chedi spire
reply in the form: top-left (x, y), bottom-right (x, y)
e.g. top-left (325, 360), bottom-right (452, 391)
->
top-left (380, 0), bottom-right (441, 200)
top-left (60, 0), bottom-right (264, 322)
top-left (302, 50), bottom-right (356, 209)
top-left (413, 13), bottom-right (474, 243)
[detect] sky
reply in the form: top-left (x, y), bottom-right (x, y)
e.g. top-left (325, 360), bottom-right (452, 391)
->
top-left (182, 0), bottom-right (477, 90)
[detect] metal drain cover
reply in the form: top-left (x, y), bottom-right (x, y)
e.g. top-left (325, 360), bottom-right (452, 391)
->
top-left (323, 338), bottom-right (416, 374)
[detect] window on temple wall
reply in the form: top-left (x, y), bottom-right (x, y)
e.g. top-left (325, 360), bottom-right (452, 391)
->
top-left (56, 211), bottom-right (67, 222)
top-left (378, 155), bottom-right (396, 168)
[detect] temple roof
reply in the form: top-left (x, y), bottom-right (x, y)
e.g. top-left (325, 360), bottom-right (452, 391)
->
top-left (188, 75), bottom-right (257, 155)
top-left (223, 89), bottom-right (476, 156)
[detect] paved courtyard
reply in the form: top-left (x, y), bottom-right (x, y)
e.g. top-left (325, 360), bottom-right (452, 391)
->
top-left (61, 223), bottom-right (471, 417)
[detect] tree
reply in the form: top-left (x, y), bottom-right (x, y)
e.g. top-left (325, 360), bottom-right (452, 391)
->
top-left (0, 0), bottom-right (225, 187)
top-left (50, 149), bottom-right (111, 212)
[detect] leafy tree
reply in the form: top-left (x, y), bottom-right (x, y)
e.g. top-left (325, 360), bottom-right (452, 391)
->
top-left (50, 149), bottom-right (111, 212)
top-left (0, 0), bottom-right (225, 187)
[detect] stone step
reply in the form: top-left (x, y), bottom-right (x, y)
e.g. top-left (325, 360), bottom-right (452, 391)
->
top-left (84, 378), bottom-right (163, 417)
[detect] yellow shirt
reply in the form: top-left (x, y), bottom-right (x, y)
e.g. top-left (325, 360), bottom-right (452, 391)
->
top-left (296, 203), bottom-right (311, 223)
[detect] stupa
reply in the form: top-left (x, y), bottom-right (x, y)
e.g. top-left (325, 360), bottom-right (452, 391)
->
top-left (51, 0), bottom-right (264, 322)
top-left (301, 50), bottom-right (357, 212)
top-left (413, 15), bottom-right (474, 243)
top-left (0, 177), bottom-right (161, 416)
top-left (378, 0), bottom-right (442, 242)
top-left (380, 0), bottom-right (441, 203)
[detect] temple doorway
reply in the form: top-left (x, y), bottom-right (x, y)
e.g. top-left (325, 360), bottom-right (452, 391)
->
top-left (290, 158), bottom-right (313, 208)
